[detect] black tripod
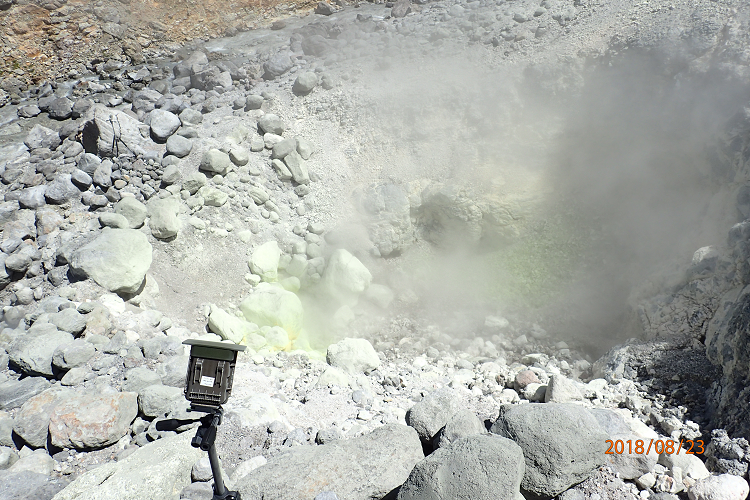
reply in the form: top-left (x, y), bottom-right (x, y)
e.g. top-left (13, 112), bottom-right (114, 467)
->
top-left (191, 406), bottom-right (241, 500)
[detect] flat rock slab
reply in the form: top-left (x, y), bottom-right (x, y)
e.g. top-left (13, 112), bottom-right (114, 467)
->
top-left (0, 376), bottom-right (50, 410)
top-left (51, 431), bottom-right (202, 500)
top-left (237, 424), bottom-right (423, 500)
top-left (49, 392), bottom-right (138, 449)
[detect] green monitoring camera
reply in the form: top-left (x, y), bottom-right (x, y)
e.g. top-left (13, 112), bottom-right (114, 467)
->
top-left (183, 339), bottom-right (246, 409)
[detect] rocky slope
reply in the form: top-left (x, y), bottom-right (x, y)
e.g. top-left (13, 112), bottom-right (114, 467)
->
top-left (0, 0), bottom-right (750, 499)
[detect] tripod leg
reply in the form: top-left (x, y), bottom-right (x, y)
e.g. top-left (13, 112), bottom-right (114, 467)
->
top-left (208, 443), bottom-right (227, 498)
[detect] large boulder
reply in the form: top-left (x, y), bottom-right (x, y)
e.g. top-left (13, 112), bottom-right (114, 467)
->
top-left (490, 403), bottom-right (608, 498)
top-left (51, 431), bottom-right (202, 500)
top-left (207, 304), bottom-right (259, 344)
top-left (8, 323), bottom-right (74, 377)
top-left (239, 283), bottom-right (303, 339)
top-left (323, 249), bottom-right (372, 305)
top-left (237, 424), bottom-right (423, 500)
top-left (13, 387), bottom-right (70, 448)
top-left (397, 434), bottom-right (525, 500)
top-left (82, 105), bottom-right (148, 157)
top-left (69, 228), bottom-right (152, 295)
top-left (49, 392), bottom-right (138, 449)
top-left (249, 241), bottom-right (281, 282)
top-left (352, 181), bottom-right (413, 257)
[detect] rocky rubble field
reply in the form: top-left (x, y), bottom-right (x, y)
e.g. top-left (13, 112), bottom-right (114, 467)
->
top-left (1, 0), bottom-right (750, 499)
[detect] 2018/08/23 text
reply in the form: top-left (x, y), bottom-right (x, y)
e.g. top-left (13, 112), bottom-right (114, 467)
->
top-left (605, 439), bottom-right (705, 455)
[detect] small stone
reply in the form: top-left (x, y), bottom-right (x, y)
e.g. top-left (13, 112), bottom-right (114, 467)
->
top-left (161, 165), bottom-right (181, 185)
top-left (272, 159), bottom-right (293, 181)
top-left (200, 149), bottom-right (232, 175)
top-left (165, 135), bottom-right (193, 158)
top-left (70, 169), bottom-right (93, 190)
top-left (149, 109), bottom-right (181, 141)
top-left (293, 72), bottom-right (318, 96)
top-left (198, 186), bottom-right (228, 207)
top-left (250, 136), bottom-right (265, 152)
top-left (99, 212), bottom-right (130, 229)
top-left (296, 138), bottom-right (314, 160)
top-left (315, 1), bottom-right (336, 15)
top-left (245, 95), bottom-right (264, 110)
top-left (258, 114), bottom-right (285, 135)
top-left (229, 147), bottom-right (249, 166)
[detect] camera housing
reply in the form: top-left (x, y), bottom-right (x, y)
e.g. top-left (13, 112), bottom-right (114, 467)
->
top-left (183, 339), bottom-right (246, 408)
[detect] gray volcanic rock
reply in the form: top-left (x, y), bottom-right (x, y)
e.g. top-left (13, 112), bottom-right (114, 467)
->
top-left (147, 197), bottom-right (181, 239)
top-left (25, 124), bottom-right (61, 151)
top-left (165, 134), bottom-right (192, 158)
top-left (49, 392), bottom-right (138, 449)
top-left (491, 403), bottom-right (608, 498)
top-left (199, 149), bottom-right (232, 176)
top-left (45, 175), bottom-right (81, 205)
top-left (52, 430), bottom-right (201, 500)
top-left (18, 186), bottom-right (47, 209)
top-left (0, 377), bottom-right (50, 410)
top-left (122, 367), bottom-right (162, 394)
top-left (258, 114), bottom-right (285, 135)
top-left (14, 387), bottom-right (70, 448)
top-left (70, 169), bottom-right (93, 190)
top-left (48, 97), bottom-right (74, 120)
top-left (68, 228), bottom-right (153, 294)
top-left (52, 339), bottom-right (96, 370)
top-left (77, 153), bottom-right (101, 176)
top-left (8, 323), bottom-right (74, 377)
top-left (293, 72), bottom-right (318, 95)
top-left (114, 197), bottom-right (148, 229)
top-left (0, 470), bottom-right (67, 500)
top-left (397, 434), bottom-right (525, 500)
top-left (82, 105), bottom-right (148, 157)
top-left (263, 52), bottom-right (294, 78)
top-left (93, 162), bottom-right (113, 189)
top-left (49, 308), bottom-right (87, 335)
top-left (406, 387), bottom-right (464, 442)
top-left (138, 385), bottom-right (183, 417)
top-left (433, 409), bottom-right (487, 449)
top-left (149, 109), bottom-right (181, 141)
top-left (237, 424), bottom-right (423, 500)
top-left (705, 284), bottom-right (750, 439)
